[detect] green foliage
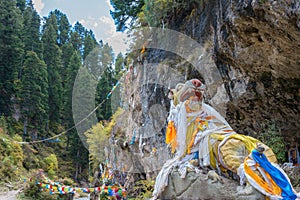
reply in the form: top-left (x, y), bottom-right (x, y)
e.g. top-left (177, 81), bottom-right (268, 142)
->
top-left (63, 51), bottom-right (81, 120)
top-left (0, 115), bottom-right (8, 134)
top-left (0, 120), bottom-right (24, 182)
top-left (59, 177), bottom-right (75, 186)
top-left (111, 53), bottom-right (124, 112)
top-left (22, 2), bottom-right (43, 57)
top-left (67, 131), bottom-right (89, 180)
top-left (257, 121), bottom-right (287, 163)
top-left (114, 52), bottom-right (124, 80)
top-left (0, 0), bottom-right (123, 189)
top-left (85, 122), bottom-right (108, 168)
top-left (42, 14), bottom-right (64, 129)
top-left (140, 0), bottom-right (200, 27)
top-left (52, 9), bottom-right (71, 46)
top-left (0, 0), bottom-right (24, 115)
top-left (110, 0), bottom-right (144, 31)
top-left (258, 0), bottom-right (267, 4)
top-left (132, 179), bottom-right (155, 199)
top-left (16, 0), bottom-right (26, 12)
top-left (44, 154), bottom-right (58, 179)
top-left (71, 21), bottom-right (86, 56)
top-left (62, 49), bottom-right (89, 181)
top-left (5, 116), bottom-right (23, 136)
top-left (143, 0), bottom-right (173, 27)
top-left (85, 108), bottom-right (124, 170)
top-left (19, 51), bottom-right (49, 133)
top-left (95, 43), bottom-right (116, 120)
top-left (83, 30), bottom-right (98, 59)
top-left (21, 181), bottom-right (57, 200)
top-left (22, 144), bottom-right (42, 170)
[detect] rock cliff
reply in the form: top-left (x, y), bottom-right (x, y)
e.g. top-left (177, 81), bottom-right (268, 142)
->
top-left (110, 0), bottom-right (300, 197)
top-left (180, 0), bottom-right (300, 141)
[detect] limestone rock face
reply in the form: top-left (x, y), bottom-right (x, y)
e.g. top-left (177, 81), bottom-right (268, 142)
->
top-left (215, 0), bottom-right (300, 140)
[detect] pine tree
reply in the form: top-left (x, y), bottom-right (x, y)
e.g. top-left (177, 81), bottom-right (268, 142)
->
top-left (59, 14), bottom-right (70, 45)
top-left (63, 51), bottom-right (81, 149)
top-left (53, 9), bottom-right (71, 46)
top-left (63, 51), bottom-right (81, 127)
top-left (61, 43), bottom-right (75, 67)
top-left (60, 43), bottom-right (76, 88)
top-left (73, 22), bottom-right (86, 39)
top-left (102, 43), bottom-right (114, 68)
top-left (83, 30), bottom-right (97, 60)
top-left (111, 53), bottom-right (124, 112)
top-left (0, 1), bottom-right (124, 180)
top-left (20, 51), bottom-right (48, 136)
top-left (16, 0), bottom-right (26, 13)
top-left (96, 66), bottom-right (116, 120)
top-left (84, 47), bottom-right (103, 79)
top-left (71, 22), bottom-right (86, 56)
top-left (68, 132), bottom-right (89, 180)
top-left (42, 14), bottom-right (63, 129)
top-left (114, 52), bottom-right (124, 80)
top-left (72, 66), bottom-right (98, 134)
top-left (70, 31), bottom-right (81, 57)
top-left (43, 12), bottom-right (59, 43)
top-left (22, 0), bottom-right (43, 57)
top-left (95, 43), bottom-right (116, 120)
top-left (110, 0), bottom-right (144, 31)
top-left (0, 0), bottom-right (24, 115)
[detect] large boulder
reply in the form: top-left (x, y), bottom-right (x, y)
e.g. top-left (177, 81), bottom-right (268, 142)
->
top-left (161, 170), bottom-right (264, 200)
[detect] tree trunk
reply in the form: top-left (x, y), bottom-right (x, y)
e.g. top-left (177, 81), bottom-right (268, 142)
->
top-left (75, 148), bottom-right (79, 180)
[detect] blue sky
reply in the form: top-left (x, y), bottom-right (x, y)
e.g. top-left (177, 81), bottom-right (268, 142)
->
top-left (32, 0), bottom-right (128, 55)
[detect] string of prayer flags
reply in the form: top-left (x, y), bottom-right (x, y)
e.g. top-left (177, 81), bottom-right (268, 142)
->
top-left (106, 81), bottom-right (120, 99)
top-left (34, 181), bottom-right (126, 197)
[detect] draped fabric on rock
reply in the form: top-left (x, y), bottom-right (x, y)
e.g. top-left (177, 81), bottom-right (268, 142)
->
top-left (243, 149), bottom-right (298, 200)
top-left (152, 79), bottom-right (299, 199)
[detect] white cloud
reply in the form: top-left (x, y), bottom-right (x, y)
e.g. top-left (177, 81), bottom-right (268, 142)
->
top-left (99, 16), bottom-right (115, 35)
top-left (80, 16), bottom-right (129, 54)
top-left (99, 16), bottom-right (129, 54)
top-left (31, 0), bottom-right (128, 54)
top-left (32, 0), bottom-right (45, 15)
top-left (106, 32), bottom-right (128, 55)
top-left (100, 16), bottom-right (113, 25)
top-left (105, 0), bottom-right (114, 11)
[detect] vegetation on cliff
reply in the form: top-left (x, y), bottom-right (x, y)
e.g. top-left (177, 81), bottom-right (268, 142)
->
top-left (0, 0), bottom-right (124, 198)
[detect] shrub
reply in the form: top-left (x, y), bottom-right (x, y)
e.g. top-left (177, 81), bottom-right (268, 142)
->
top-left (141, 0), bottom-right (200, 27)
top-left (0, 128), bottom-right (24, 182)
top-left (132, 179), bottom-right (155, 199)
top-left (258, 121), bottom-right (287, 163)
top-left (85, 108), bottom-right (124, 170)
top-left (44, 154), bottom-right (58, 179)
top-left (20, 181), bottom-right (57, 200)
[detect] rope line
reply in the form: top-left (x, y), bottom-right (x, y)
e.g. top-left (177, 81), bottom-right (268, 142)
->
top-left (17, 80), bottom-right (121, 144)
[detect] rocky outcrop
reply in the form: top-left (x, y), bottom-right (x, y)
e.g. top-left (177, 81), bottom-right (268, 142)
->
top-left (160, 165), bottom-right (300, 200)
top-left (161, 171), bottom-right (264, 200)
top-left (108, 61), bottom-right (185, 181)
top-left (180, 0), bottom-right (300, 141)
